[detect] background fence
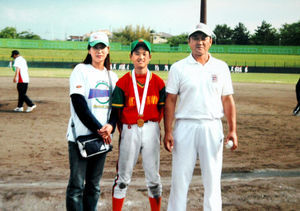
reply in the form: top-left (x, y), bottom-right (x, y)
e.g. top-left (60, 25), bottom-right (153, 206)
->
top-left (1, 38), bottom-right (300, 55)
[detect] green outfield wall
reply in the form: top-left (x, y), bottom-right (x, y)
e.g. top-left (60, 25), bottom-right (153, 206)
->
top-left (0, 38), bottom-right (299, 55)
top-left (0, 60), bottom-right (299, 73)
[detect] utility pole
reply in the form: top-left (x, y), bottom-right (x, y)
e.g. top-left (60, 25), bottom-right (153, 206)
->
top-left (200, 0), bottom-right (207, 24)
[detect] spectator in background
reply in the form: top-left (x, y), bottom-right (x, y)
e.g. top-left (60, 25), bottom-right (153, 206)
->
top-left (155, 64), bottom-right (159, 71)
top-left (11, 50), bottom-right (36, 112)
top-left (293, 78), bottom-right (300, 116)
top-left (164, 64), bottom-right (169, 71)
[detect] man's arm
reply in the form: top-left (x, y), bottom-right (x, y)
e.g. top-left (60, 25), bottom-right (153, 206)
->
top-left (163, 93), bottom-right (177, 152)
top-left (222, 95), bottom-right (238, 150)
top-left (13, 67), bottom-right (20, 83)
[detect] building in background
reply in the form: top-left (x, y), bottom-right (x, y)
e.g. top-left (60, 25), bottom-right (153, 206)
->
top-left (152, 32), bottom-right (172, 44)
top-left (68, 29), bottom-right (112, 41)
top-left (67, 35), bottom-right (84, 41)
top-left (84, 29), bottom-right (112, 40)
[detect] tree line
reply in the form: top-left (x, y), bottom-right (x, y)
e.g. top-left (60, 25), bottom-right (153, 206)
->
top-left (168, 20), bottom-right (300, 46)
top-left (0, 27), bottom-right (41, 40)
top-left (111, 25), bottom-right (151, 45)
top-left (1, 20), bottom-right (299, 46)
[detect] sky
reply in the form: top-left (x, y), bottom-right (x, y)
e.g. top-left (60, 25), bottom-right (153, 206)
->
top-left (0, 0), bottom-right (299, 40)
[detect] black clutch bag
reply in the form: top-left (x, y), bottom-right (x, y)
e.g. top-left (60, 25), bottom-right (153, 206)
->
top-left (76, 134), bottom-right (112, 158)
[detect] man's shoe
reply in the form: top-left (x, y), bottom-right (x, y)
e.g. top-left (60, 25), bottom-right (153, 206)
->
top-left (26, 104), bottom-right (36, 112)
top-left (293, 105), bottom-right (300, 116)
top-left (14, 107), bottom-right (23, 112)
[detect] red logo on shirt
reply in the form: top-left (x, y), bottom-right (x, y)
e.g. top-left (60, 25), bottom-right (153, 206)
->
top-left (212, 74), bottom-right (217, 82)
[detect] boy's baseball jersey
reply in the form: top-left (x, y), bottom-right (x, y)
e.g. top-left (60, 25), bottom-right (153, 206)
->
top-left (112, 71), bottom-right (165, 124)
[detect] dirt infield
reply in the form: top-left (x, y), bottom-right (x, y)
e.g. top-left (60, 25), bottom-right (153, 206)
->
top-left (0, 76), bottom-right (299, 210)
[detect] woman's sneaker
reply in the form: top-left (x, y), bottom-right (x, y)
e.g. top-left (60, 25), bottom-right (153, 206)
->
top-left (26, 104), bottom-right (37, 112)
top-left (14, 107), bottom-right (23, 112)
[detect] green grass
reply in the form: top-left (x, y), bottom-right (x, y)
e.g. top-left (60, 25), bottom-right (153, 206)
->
top-left (214, 53), bottom-right (300, 67)
top-left (0, 48), bottom-right (87, 63)
top-left (0, 67), bottom-right (73, 78)
top-left (230, 73), bottom-right (299, 84)
top-left (1, 47), bottom-right (300, 67)
top-left (1, 67), bottom-right (299, 84)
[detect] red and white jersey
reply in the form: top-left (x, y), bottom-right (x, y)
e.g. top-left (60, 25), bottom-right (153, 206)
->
top-left (112, 71), bottom-right (166, 125)
top-left (13, 56), bottom-right (29, 83)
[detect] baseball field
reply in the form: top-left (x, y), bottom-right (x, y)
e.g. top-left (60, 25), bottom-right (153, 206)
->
top-left (0, 66), bottom-right (299, 210)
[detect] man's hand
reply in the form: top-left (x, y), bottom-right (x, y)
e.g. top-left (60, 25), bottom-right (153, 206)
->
top-left (225, 131), bottom-right (238, 151)
top-left (163, 93), bottom-right (177, 153)
top-left (13, 67), bottom-right (19, 83)
top-left (163, 132), bottom-right (174, 152)
top-left (222, 95), bottom-right (238, 151)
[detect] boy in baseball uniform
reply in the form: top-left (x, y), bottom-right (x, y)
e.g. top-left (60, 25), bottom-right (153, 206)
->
top-left (100, 39), bottom-right (165, 211)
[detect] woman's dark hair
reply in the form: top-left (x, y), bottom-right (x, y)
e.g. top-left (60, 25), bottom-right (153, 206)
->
top-left (83, 45), bottom-right (111, 70)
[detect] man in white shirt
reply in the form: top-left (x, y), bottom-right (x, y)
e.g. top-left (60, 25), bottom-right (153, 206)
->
top-left (11, 50), bottom-right (36, 112)
top-left (164, 23), bottom-right (238, 211)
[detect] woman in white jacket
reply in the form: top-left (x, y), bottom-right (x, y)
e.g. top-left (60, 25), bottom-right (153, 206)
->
top-left (65, 32), bottom-right (118, 211)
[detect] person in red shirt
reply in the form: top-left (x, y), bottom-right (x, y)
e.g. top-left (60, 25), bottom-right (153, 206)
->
top-left (100, 39), bottom-right (165, 211)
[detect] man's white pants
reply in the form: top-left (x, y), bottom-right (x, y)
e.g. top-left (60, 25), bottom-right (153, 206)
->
top-left (167, 119), bottom-right (224, 211)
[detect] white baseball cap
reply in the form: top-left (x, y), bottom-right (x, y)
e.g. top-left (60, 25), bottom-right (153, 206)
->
top-left (88, 32), bottom-right (109, 47)
top-left (188, 23), bottom-right (215, 38)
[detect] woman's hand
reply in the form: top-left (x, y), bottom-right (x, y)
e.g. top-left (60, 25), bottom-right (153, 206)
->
top-left (98, 124), bottom-right (113, 144)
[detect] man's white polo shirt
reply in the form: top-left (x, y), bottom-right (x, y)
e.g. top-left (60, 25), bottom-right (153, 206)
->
top-left (166, 54), bottom-right (234, 120)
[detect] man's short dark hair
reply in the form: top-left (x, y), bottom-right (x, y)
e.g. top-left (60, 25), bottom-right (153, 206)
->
top-left (11, 50), bottom-right (20, 58)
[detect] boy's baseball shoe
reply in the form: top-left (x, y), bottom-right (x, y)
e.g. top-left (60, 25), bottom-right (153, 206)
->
top-left (14, 107), bottom-right (23, 112)
top-left (26, 104), bottom-right (36, 112)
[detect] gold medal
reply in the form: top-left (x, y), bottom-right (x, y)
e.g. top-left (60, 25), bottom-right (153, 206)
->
top-left (137, 115), bottom-right (144, 127)
top-left (137, 118), bottom-right (144, 127)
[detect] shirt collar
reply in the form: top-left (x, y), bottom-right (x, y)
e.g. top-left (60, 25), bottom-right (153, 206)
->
top-left (187, 53), bottom-right (212, 65)
top-left (89, 64), bottom-right (107, 71)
